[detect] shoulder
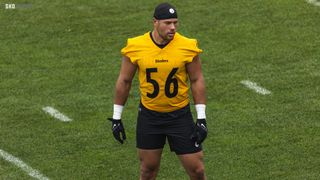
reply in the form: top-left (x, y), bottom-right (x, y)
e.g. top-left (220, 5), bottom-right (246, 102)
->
top-left (173, 33), bottom-right (202, 53)
top-left (174, 32), bottom-right (199, 45)
top-left (121, 32), bottom-right (150, 57)
top-left (126, 32), bottom-right (150, 45)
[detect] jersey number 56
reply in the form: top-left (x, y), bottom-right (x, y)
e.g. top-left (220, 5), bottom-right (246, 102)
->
top-left (146, 68), bottom-right (178, 98)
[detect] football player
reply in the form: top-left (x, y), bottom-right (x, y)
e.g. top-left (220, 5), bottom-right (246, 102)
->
top-left (108, 3), bottom-right (208, 180)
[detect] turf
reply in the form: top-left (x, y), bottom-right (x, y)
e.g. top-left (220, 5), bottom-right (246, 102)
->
top-left (1, 0), bottom-right (320, 179)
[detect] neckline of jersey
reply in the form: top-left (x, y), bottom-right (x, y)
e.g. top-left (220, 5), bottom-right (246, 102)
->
top-left (149, 31), bottom-right (172, 49)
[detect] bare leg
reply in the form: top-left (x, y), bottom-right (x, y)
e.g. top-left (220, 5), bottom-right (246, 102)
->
top-left (178, 151), bottom-right (206, 180)
top-left (138, 148), bottom-right (163, 180)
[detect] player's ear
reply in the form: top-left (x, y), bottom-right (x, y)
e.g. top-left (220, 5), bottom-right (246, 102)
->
top-left (153, 18), bottom-right (159, 25)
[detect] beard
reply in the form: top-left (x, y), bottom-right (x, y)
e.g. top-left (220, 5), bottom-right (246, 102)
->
top-left (158, 30), bottom-right (175, 43)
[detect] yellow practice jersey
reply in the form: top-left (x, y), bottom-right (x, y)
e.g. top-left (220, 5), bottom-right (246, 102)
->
top-left (121, 32), bottom-right (202, 112)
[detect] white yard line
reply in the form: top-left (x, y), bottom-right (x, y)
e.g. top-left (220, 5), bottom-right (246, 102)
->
top-left (306, 0), bottom-right (320, 6)
top-left (42, 106), bottom-right (72, 122)
top-left (240, 80), bottom-right (271, 95)
top-left (0, 149), bottom-right (49, 180)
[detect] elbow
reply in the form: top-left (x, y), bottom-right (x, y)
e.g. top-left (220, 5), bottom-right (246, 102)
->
top-left (117, 75), bottom-right (133, 85)
top-left (123, 78), bottom-right (133, 85)
top-left (117, 77), bottom-right (133, 88)
top-left (190, 74), bottom-right (205, 84)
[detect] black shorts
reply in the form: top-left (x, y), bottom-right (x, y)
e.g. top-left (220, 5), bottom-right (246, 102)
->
top-left (136, 103), bottom-right (202, 155)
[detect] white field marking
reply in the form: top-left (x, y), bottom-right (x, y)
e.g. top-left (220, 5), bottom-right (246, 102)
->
top-left (240, 80), bottom-right (271, 95)
top-left (306, 0), bottom-right (320, 6)
top-left (0, 149), bottom-right (49, 180)
top-left (42, 106), bottom-right (72, 122)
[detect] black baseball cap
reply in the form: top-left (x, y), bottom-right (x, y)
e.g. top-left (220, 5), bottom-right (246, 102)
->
top-left (153, 2), bottom-right (178, 20)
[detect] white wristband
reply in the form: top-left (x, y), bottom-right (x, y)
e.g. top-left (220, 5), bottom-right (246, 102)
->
top-left (195, 104), bottom-right (206, 119)
top-left (113, 104), bottom-right (124, 120)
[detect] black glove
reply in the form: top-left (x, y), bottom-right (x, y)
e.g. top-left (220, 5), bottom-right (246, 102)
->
top-left (190, 119), bottom-right (208, 146)
top-left (108, 118), bottom-right (126, 144)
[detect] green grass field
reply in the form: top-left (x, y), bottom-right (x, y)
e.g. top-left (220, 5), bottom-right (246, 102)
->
top-left (1, 0), bottom-right (320, 179)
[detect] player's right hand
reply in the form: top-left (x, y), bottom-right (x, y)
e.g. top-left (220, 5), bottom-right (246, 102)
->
top-left (108, 118), bottom-right (126, 144)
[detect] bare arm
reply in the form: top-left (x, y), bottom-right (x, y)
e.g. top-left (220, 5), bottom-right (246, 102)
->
top-left (186, 55), bottom-right (206, 104)
top-left (187, 55), bottom-right (208, 144)
top-left (108, 56), bottom-right (136, 144)
top-left (114, 56), bottom-right (137, 105)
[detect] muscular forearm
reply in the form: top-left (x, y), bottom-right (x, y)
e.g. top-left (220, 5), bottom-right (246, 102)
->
top-left (111, 56), bottom-right (136, 120)
top-left (190, 75), bottom-right (206, 105)
top-left (190, 76), bottom-right (207, 120)
top-left (114, 78), bottom-right (132, 105)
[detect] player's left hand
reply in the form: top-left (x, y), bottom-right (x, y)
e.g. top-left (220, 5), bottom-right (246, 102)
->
top-left (108, 118), bottom-right (126, 144)
top-left (190, 119), bottom-right (208, 145)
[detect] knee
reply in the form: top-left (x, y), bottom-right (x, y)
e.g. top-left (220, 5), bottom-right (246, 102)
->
top-left (192, 165), bottom-right (205, 179)
top-left (140, 162), bottom-right (160, 179)
top-left (141, 163), bottom-right (159, 173)
top-left (196, 166), bottom-right (205, 176)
